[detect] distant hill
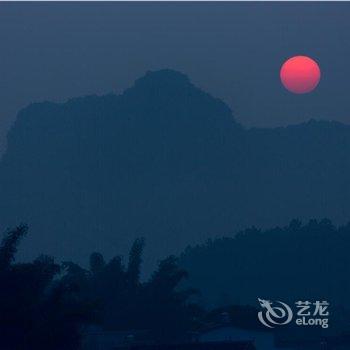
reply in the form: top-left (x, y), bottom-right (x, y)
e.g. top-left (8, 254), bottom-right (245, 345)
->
top-left (1, 69), bottom-right (350, 271)
top-left (179, 219), bottom-right (350, 309)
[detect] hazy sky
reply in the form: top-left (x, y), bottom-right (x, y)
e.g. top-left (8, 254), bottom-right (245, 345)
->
top-left (1, 2), bottom-right (350, 153)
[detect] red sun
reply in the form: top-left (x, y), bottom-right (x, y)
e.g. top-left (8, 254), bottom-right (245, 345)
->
top-left (280, 56), bottom-right (321, 94)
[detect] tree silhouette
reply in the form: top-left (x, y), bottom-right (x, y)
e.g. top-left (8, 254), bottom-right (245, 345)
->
top-left (0, 224), bottom-right (27, 271)
top-left (143, 256), bottom-right (200, 341)
top-left (0, 226), bottom-right (96, 350)
top-left (0, 228), bottom-right (202, 347)
top-left (126, 237), bottom-right (145, 287)
top-left (62, 239), bottom-right (200, 341)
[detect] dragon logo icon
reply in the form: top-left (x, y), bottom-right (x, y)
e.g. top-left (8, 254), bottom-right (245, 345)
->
top-left (258, 298), bottom-right (293, 328)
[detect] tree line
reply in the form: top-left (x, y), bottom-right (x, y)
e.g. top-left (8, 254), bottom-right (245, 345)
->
top-left (4, 219), bottom-right (348, 349)
top-left (0, 225), bottom-right (205, 350)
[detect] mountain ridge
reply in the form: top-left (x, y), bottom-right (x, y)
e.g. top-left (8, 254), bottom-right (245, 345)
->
top-left (1, 69), bottom-right (350, 271)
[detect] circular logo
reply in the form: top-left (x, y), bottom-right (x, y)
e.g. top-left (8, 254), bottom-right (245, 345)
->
top-left (258, 298), bottom-right (293, 328)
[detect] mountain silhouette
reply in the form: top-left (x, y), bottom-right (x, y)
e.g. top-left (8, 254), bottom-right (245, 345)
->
top-left (1, 69), bottom-right (350, 270)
